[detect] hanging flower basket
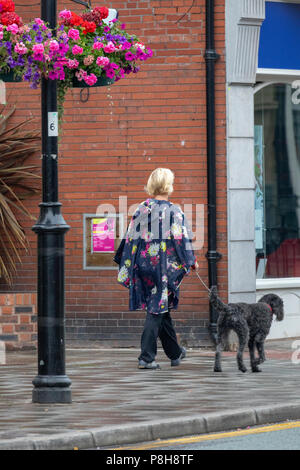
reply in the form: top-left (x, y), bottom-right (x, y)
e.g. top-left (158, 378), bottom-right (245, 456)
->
top-left (72, 74), bottom-right (115, 88)
top-left (0, 71), bottom-right (22, 82)
top-left (0, 2), bottom-right (153, 118)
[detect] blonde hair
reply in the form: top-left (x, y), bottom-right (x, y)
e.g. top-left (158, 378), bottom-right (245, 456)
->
top-left (145, 168), bottom-right (174, 197)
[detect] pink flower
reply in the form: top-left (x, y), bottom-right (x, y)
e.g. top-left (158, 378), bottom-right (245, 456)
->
top-left (83, 55), bottom-right (94, 66)
top-left (34, 18), bottom-right (44, 26)
top-left (84, 73), bottom-right (97, 86)
top-left (96, 56), bottom-right (110, 67)
top-left (67, 59), bottom-right (79, 69)
top-left (59, 9), bottom-right (72, 20)
top-left (75, 69), bottom-right (88, 81)
top-left (72, 45), bottom-right (83, 55)
top-left (121, 41), bottom-right (132, 50)
top-left (48, 70), bottom-right (59, 80)
top-left (93, 42), bottom-right (103, 50)
top-left (0, 32), bottom-right (3, 40)
top-left (125, 52), bottom-right (135, 61)
top-left (68, 28), bottom-right (80, 41)
top-left (32, 43), bottom-right (44, 54)
top-left (49, 40), bottom-right (59, 53)
top-left (33, 53), bottom-right (44, 62)
top-left (58, 69), bottom-right (65, 80)
top-left (103, 41), bottom-right (116, 53)
top-left (14, 42), bottom-right (28, 55)
top-left (75, 71), bottom-right (83, 81)
top-left (55, 57), bottom-right (68, 67)
top-left (7, 23), bottom-right (19, 34)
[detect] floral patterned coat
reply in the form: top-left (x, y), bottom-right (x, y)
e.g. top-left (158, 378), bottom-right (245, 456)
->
top-left (114, 198), bottom-right (196, 315)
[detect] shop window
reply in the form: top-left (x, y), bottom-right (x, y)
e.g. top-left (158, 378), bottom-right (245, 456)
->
top-left (255, 83), bottom-right (300, 278)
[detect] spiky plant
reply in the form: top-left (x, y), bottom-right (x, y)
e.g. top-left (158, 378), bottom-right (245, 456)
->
top-left (0, 105), bottom-right (40, 285)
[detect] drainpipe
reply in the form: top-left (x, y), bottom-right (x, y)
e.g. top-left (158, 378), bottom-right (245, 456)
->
top-left (204, 0), bottom-right (222, 343)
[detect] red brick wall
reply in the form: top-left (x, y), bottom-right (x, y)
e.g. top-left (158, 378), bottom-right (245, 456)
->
top-left (0, 0), bottom-right (227, 348)
top-left (0, 293), bottom-right (37, 349)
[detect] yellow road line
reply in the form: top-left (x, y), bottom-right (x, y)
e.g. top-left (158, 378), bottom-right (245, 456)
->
top-left (112, 420), bottom-right (300, 450)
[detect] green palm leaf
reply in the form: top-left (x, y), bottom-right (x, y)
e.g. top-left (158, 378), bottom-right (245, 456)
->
top-left (0, 105), bottom-right (41, 285)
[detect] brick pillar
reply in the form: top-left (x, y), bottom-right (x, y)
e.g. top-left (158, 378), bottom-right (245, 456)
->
top-left (0, 293), bottom-right (37, 350)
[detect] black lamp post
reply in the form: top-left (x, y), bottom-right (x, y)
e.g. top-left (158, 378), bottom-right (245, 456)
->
top-left (31, 1), bottom-right (118, 403)
top-left (32, 0), bottom-right (71, 404)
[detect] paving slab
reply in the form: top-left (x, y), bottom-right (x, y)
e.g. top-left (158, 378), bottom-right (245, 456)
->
top-left (0, 338), bottom-right (299, 449)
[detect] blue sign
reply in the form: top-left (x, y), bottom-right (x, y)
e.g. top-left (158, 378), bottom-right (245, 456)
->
top-left (258, 1), bottom-right (300, 70)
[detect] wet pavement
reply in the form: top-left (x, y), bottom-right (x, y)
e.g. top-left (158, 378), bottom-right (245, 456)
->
top-left (0, 338), bottom-right (300, 447)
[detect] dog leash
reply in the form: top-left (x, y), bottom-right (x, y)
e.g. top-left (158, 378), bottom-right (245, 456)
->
top-left (194, 270), bottom-right (211, 294)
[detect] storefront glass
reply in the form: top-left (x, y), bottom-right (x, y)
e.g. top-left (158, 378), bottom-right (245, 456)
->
top-left (255, 83), bottom-right (300, 278)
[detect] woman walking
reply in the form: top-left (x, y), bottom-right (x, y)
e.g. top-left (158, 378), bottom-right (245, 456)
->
top-left (114, 168), bottom-right (198, 369)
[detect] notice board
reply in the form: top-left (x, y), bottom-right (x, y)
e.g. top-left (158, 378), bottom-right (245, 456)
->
top-left (83, 213), bottom-right (123, 270)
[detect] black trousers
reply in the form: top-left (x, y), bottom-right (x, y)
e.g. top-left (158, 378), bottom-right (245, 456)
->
top-left (138, 310), bottom-right (182, 363)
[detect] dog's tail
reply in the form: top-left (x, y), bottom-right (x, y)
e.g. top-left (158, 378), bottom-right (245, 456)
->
top-left (209, 286), bottom-right (229, 315)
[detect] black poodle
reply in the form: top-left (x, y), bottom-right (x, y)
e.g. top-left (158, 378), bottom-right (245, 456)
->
top-left (210, 287), bottom-right (284, 373)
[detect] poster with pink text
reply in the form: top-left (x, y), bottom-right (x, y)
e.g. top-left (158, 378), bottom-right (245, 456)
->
top-left (91, 217), bottom-right (115, 253)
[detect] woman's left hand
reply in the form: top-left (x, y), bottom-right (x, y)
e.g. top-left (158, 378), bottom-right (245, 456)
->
top-left (191, 261), bottom-right (199, 270)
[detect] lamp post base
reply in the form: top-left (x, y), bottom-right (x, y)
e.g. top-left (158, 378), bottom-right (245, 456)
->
top-left (32, 374), bottom-right (72, 403)
top-left (32, 387), bottom-right (72, 404)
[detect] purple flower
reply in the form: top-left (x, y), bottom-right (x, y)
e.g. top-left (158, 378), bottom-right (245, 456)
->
top-left (5, 41), bottom-right (12, 51)
top-left (122, 41), bottom-right (132, 50)
top-left (24, 68), bottom-right (32, 81)
top-left (125, 52), bottom-right (135, 61)
top-left (35, 34), bottom-right (44, 43)
top-left (138, 52), bottom-right (147, 61)
top-left (32, 24), bottom-right (40, 32)
top-left (22, 34), bottom-right (31, 42)
top-left (59, 43), bottom-right (69, 54)
top-left (7, 57), bottom-right (17, 68)
top-left (105, 68), bottom-right (115, 79)
top-left (16, 57), bottom-right (25, 66)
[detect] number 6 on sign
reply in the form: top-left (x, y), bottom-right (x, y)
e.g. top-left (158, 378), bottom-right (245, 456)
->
top-left (48, 112), bottom-right (58, 137)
